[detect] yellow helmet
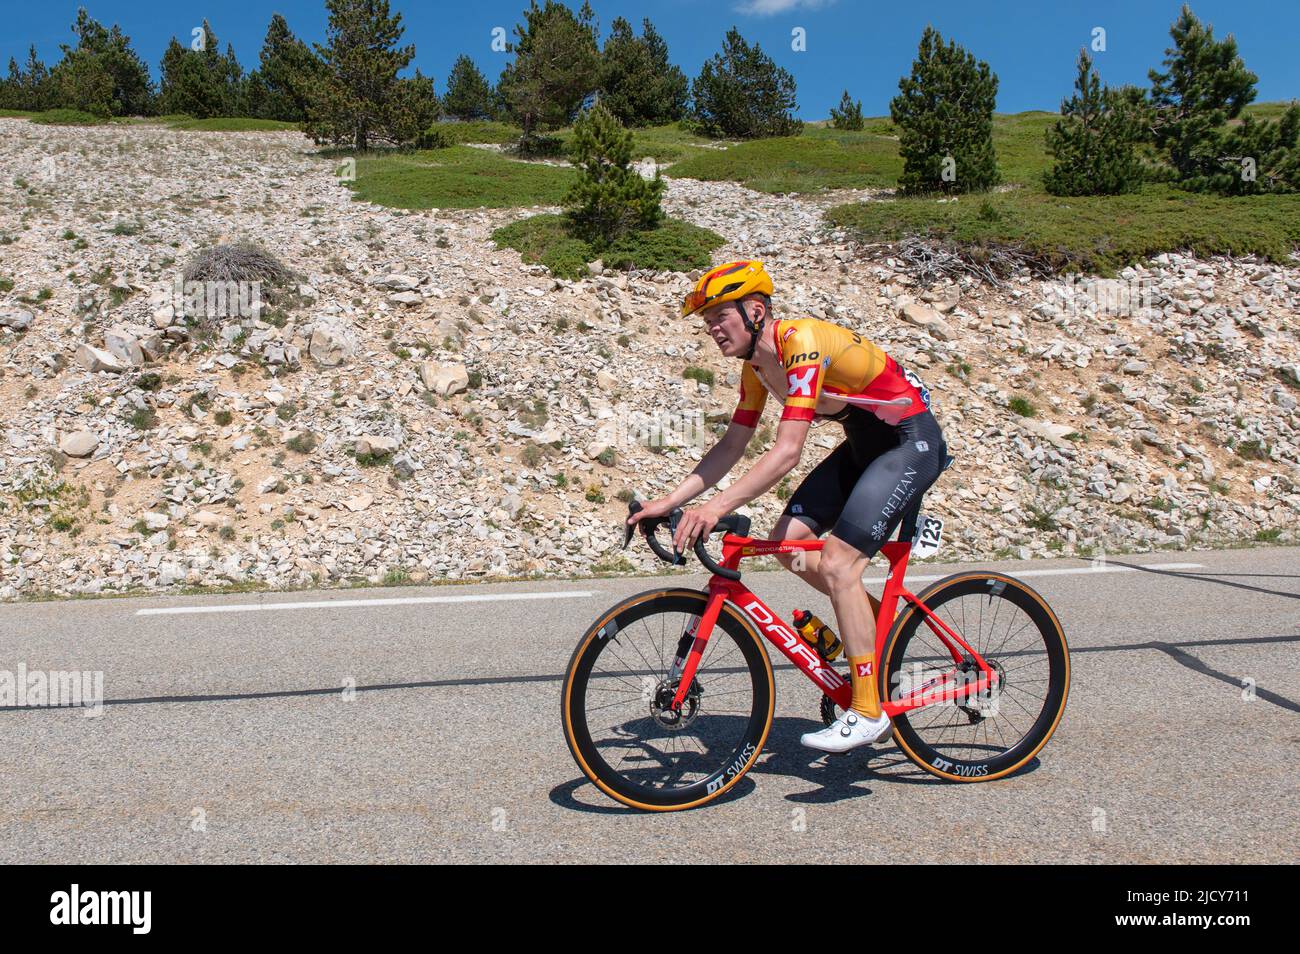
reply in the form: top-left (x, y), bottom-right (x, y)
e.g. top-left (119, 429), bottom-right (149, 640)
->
top-left (680, 260), bottom-right (773, 318)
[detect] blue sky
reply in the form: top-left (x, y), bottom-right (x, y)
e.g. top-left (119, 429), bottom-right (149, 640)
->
top-left (3, 0), bottom-right (1298, 116)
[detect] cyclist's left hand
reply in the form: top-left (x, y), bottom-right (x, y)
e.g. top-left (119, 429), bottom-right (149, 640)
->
top-left (672, 503), bottom-right (724, 555)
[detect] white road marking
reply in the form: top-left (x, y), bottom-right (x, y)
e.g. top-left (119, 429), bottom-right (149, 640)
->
top-left (136, 590), bottom-right (599, 617)
top-left (134, 562), bottom-right (1205, 617)
top-left (868, 562), bottom-right (1203, 585)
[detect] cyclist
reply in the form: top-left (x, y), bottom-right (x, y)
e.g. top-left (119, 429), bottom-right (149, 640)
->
top-left (628, 260), bottom-right (949, 753)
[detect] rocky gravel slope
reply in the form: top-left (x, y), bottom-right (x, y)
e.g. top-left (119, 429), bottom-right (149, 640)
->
top-left (1, 119), bottom-right (1296, 599)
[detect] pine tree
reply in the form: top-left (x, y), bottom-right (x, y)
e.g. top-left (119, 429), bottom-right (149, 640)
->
top-left (599, 17), bottom-right (688, 128)
top-left (46, 9), bottom-right (153, 116)
top-left (889, 26), bottom-right (998, 194)
top-left (50, 48), bottom-right (115, 116)
top-left (443, 55), bottom-right (494, 121)
top-left (829, 90), bottom-right (863, 130)
top-left (221, 43), bottom-right (246, 116)
top-left (690, 27), bottom-right (801, 139)
top-left (563, 102), bottom-right (665, 248)
top-left (639, 19), bottom-right (688, 126)
top-left (1199, 103), bottom-right (1300, 194)
top-left (1044, 50), bottom-right (1145, 196)
top-left (497, 0), bottom-right (601, 147)
top-left (16, 46), bottom-right (54, 111)
top-left (1147, 5), bottom-right (1298, 193)
top-left (1149, 5), bottom-right (1256, 184)
top-left (305, 0), bottom-right (422, 150)
top-left (0, 59), bottom-right (22, 110)
top-left (248, 14), bottom-right (321, 122)
top-left (389, 67), bottom-right (441, 143)
top-left (889, 26), bottom-right (999, 195)
top-left (159, 22), bottom-right (242, 118)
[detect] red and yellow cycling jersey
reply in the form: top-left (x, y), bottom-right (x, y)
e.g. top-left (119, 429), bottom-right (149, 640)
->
top-left (731, 318), bottom-right (931, 428)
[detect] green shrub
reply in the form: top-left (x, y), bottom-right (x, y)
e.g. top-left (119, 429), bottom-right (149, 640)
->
top-left (29, 109), bottom-right (107, 126)
top-left (286, 431), bottom-right (317, 454)
top-left (1008, 396), bottom-right (1036, 418)
top-left (125, 407), bottom-right (158, 430)
top-left (493, 212), bottom-right (721, 279)
top-left (683, 366), bottom-right (715, 386)
top-left (415, 126), bottom-right (458, 149)
top-left (1236, 440), bottom-right (1270, 461)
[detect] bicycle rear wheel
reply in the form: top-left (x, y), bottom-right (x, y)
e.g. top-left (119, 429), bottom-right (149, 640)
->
top-left (561, 588), bottom-right (774, 811)
top-left (881, 572), bottom-right (1069, 782)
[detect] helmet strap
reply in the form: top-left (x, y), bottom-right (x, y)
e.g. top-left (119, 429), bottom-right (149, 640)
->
top-left (736, 300), bottom-right (763, 361)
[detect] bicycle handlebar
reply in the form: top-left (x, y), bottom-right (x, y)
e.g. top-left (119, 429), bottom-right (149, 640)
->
top-left (624, 500), bottom-right (750, 581)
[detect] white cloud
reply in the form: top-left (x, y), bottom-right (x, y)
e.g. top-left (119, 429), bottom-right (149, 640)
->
top-left (734, 0), bottom-right (837, 16)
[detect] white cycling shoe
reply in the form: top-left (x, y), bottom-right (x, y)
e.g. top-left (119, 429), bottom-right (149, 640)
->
top-left (801, 709), bottom-right (892, 753)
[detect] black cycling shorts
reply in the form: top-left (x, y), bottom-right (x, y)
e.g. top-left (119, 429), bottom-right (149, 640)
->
top-left (781, 407), bottom-right (948, 557)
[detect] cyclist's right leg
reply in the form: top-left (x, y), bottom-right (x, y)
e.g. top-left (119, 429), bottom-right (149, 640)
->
top-left (772, 513), bottom-right (829, 594)
top-left (772, 439), bottom-right (856, 594)
top-left (774, 445), bottom-right (882, 616)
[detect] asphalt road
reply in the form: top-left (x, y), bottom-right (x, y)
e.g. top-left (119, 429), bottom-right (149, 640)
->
top-left (1, 546), bottom-right (1296, 864)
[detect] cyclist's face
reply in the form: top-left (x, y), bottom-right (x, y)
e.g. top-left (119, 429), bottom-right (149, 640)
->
top-left (701, 302), bottom-right (748, 357)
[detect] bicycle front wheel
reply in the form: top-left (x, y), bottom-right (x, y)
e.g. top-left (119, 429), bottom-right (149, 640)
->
top-left (561, 588), bottom-right (775, 811)
top-left (881, 572), bottom-right (1069, 782)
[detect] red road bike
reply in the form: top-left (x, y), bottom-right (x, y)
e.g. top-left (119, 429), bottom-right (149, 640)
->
top-left (562, 500), bottom-right (1070, 811)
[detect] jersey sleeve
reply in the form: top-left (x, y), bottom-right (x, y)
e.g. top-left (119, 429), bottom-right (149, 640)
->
top-left (777, 323), bottom-right (827, 422)
top-left (731, 362), bottom-right (767, 428)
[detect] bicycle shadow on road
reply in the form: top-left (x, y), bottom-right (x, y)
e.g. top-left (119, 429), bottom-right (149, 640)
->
top-left (547, 775), bottom-right (760, 814)
top-left (756, 717), bottom-right (1045, 805)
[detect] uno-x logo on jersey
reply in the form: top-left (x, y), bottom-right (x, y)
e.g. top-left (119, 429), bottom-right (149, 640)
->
top-left (786, 366), bottom-right (818, 397)
top-left (856, 661), bottom-right (874, 678)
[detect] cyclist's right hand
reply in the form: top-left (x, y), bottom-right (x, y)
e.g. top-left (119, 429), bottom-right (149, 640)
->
top-left (626, 496), bottom-right (676, 527)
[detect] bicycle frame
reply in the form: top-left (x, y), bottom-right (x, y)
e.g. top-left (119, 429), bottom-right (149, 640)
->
top-left (670, 534), bottom-right (999, 716)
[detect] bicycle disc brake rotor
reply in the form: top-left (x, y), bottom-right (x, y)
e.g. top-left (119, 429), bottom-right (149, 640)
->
top-left (651, 678), bottom-right (702, 731)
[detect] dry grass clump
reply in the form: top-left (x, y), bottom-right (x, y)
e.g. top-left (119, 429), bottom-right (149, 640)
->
top-left (182, 242), bottom-right (293, 290)
top-left (179, 242), bottom-right (298, 333)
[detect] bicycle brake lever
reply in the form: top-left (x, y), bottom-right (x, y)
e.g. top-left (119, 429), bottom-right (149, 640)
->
top-left (667, 509), bottom-right (686, 565)
top-left (622, 500), bottom-right (640, 550)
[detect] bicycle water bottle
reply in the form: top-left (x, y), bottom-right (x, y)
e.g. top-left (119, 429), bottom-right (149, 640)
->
top-left (792, 610), bottom-right (842, 661)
